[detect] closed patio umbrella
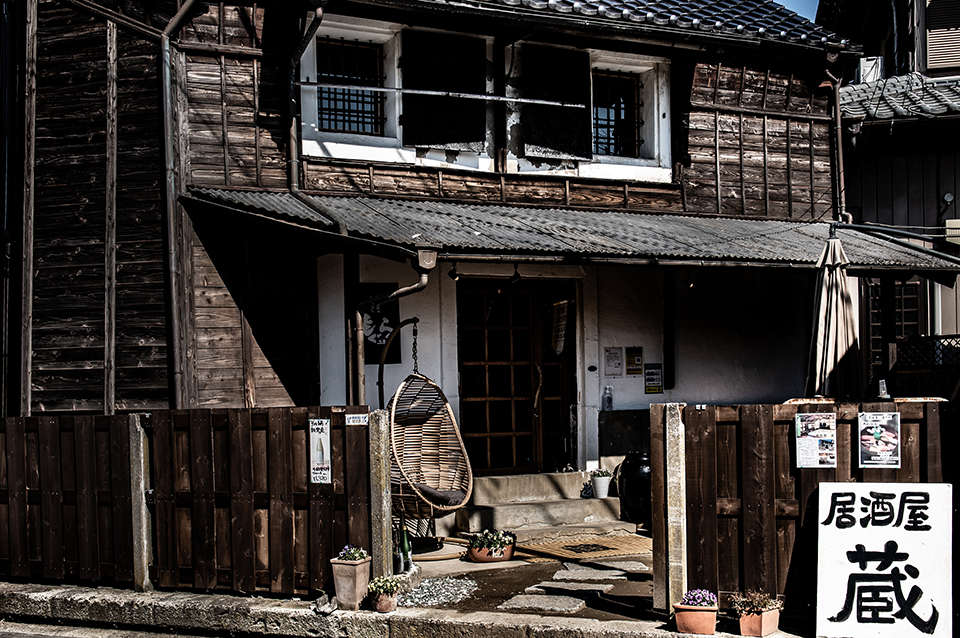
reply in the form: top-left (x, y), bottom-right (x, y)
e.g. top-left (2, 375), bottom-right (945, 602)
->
top-left (805, 232), bottom-right (863, 398)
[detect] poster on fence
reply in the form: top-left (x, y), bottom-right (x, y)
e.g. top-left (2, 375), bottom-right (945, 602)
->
top-left (795, 412), bottom-right (837, 468)
top-left (309, 418), bottom-right (331, 484)
top-left (817, 482), bottom-right (952, 637)
top-left (858, 412), bottom-right (901, 468)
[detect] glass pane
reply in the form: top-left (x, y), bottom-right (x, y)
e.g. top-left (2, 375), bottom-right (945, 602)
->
top-left (460, 403), bottom-right (488, 434)
top-left (513, 365), bottom-right (532, 398)
top-left (486, 292), bottom-right (510, 326)
top-left (460, 365), bottom-right (486, 398)
top-left (488, 400), bottom-right (514, 432)
top-left (490, 437), bottom-right (515, 470)
top-left (459, 328), bottom-right (485, 362)
top-left (465, 438), bottom-right (489, 471)
top-left (488, 365), bottom-right (512, 397)
top-left (488, 329), bottom-right (510, 361)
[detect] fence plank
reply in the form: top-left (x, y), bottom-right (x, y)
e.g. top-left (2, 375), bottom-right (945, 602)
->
top-left (190, 409), bottom-right (217, 589)
top-left (5, 418), bottom-right (29, 577)
top-left (345, 406), bottom-right (370, 553)
top-left (268, 408), bottom-right (294, 593)
top-left (38, 416), bottom-right (64, 579)
top-left (715, 407), bottom-right (740, 596)
top-left (308, 407), bottom-right (333, 591)
top-left (75, 415), bottom-right (100, 580)
top-left (741, 405), bottom-right (777, 594)
top-left (152, 410), bottom-right (177, 588)
top-left (229, 408), bottom-right (255, 592)
top-left (924, 402), bottom-right (943, 483)
top-left (649, 404), bottom-right (667, 610)
top-left (110, 415), bottom-right (134, 583)
top-left (684, 405), bottom-right (717, 593)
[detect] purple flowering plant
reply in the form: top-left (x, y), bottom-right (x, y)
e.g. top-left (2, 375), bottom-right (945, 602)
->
top-left (679, 588), bottom-right (718, 607)
top-left (335, 544), bottom-right (369, 561)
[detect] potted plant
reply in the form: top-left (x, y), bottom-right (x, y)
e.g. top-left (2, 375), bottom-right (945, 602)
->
top-left (467, 529), bottom-right (516, 562)
top-left (367, 575), bottom-right (403, 613)
top-left (730, 590), bottom-right (784, 637)
top-left (673, 588), bottom-right (718, 635)
top-left (329, 545), bottom-right (371, 611)
top-left (590, 468), bottom-right (613, 498)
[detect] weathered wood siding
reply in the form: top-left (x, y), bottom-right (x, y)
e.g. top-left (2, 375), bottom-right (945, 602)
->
top-left (182, 4), bottom-right (290, 189)
top-left (684, 63), bottom-right (833, 220)
top-left (29, 1), bottom-right (167, 413)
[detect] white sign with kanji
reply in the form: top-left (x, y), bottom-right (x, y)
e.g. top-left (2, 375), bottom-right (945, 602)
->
top-left (817, 482), bottom-right (952, 637)
top-left (309, 418), bottom-right (331, 484)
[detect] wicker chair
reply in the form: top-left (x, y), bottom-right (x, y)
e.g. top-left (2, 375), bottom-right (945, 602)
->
top-left (389, 373), bottom-right (473, 520)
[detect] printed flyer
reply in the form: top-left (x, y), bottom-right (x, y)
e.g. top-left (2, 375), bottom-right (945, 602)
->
top-left (858, 412), bottom-right (901, 468)
top-left (795, 412), bottom-right (837, 468)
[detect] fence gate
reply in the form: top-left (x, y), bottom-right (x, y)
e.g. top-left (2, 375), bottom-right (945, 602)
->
top-left (650, 401), bottom-right (944, 618)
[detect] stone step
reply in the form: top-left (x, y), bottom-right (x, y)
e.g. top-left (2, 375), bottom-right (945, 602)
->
top-left (470, 472), bottom-right (608, 505)
top-left (455, 496), bottom-right (622, 533)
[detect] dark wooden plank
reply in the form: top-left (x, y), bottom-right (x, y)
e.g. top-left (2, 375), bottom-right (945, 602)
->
top-left (3, 418), bottom-right (28, 577)
top-left (75, 415), bottom-right (99, 580)
top-left (104, 21), bottom-right (117, 415)
top-left (312, 406), bottom-right (335, 592)
top-left (923, 402), bottom-right (943, 483)
top-left (228, 408), bottom-right (255, 592)
top-left (345, 406), bottom-right (371, 553)
top-left (151, 410), bottom-right (177, 587)
top-left (108, 415), bottom-right (133, 582)
top-left (715, 408), bottom-right (740, 595)
top-left (649, 403), bottom-right (667, 608)
top-left (740, 405), bottom-right (777, 594)
top-left (190, 409), bottom-right (217, 589)
top-left (38, 416), bottom-right (64, 579)
top-left (683, 405), bottom-right (718, 593)
top-left (268, 408), bottom-right (294, 593)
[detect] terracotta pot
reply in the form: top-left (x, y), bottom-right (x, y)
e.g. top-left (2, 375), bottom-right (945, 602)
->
top-left (329, 556), bottom-right (371, 611)
top-left (467, 543), bottom-right (515, 562)
top-left (373, 592), bottom-right (398, 613)
top-left (739, 608), bottom-right (780, 637)
top-left (673, 604), bottom-right (718, 635)
top-left (591, 475), bottom-right (612, 498)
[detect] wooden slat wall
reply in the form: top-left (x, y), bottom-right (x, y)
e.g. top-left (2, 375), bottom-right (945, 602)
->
top-left (182, 4), bottom-right (288, 189)
top-left (685, 63), bottom-right (833, 220)
top-left (0, 415), bottom-right (134, 583)
top-left (149, 406), bottom-right (370, 596)
top-left (27, 1), bottom-right (168, 414)
top-left (652, 401), bottom-right (944, 615)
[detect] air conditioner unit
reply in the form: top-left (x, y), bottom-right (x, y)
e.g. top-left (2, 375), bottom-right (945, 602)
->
top-left (856, 57), bottom-right (884, 83)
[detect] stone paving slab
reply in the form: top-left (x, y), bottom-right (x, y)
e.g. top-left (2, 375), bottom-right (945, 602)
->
top-left (498, 595), bottom-right (586, 613)
top-left (590, 561), bottom-right (650, 573)
top-left (524, 581), bottom-right (614, 595)
top-left (553, 566), bottom-right (628, 581)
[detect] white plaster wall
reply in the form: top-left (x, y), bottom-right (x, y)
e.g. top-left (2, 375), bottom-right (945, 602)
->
top-left (318, 257), bottom-right (818, 471)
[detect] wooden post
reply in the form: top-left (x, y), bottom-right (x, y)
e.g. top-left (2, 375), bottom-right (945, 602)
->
top-left (105, 21), bottom-right (118, 415)
top-left (128, 414), bottom-right (153, 591)
top-left (664, 402), bottom-right (687, 607)
top-left (369, 409), bottom-right (393, 579)
top-left (20, 0), bottom-right (38, 416)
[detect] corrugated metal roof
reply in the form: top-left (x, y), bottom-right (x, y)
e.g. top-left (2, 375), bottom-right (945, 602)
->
top-left (391, 0), bottom-right (851, 50)
top-left (840, 72), bottom-right (960, 121)
top-left (187, 188), bottom-right (960, 272)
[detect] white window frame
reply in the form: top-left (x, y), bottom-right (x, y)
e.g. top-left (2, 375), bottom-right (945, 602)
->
top-left (299, 16), bottom-right (495, 170)
top-left (512, 48), bottom-right (672, 183)
top-left (300, 16), bottom-right (413, 163)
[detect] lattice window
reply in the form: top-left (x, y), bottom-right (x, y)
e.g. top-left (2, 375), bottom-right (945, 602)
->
top-left (316, 37), bottom-right (385, 135)
top-left (592, 70), bottom-right (644, 158)
top-left (868, 280), bottom-right (921, 378)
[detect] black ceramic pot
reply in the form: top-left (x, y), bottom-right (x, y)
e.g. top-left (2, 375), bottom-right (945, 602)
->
top-left (616, 452), bottom-right (651, 528)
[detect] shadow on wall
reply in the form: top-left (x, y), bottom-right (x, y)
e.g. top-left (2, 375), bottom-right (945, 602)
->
top-left (189, 207), bottom-right (322, 406)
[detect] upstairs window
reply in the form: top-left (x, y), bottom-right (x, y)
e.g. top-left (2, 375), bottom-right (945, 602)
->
top-left (592, 70), bottom-right (643, 158)
top-left (316, 38), bottom-right (385, 135)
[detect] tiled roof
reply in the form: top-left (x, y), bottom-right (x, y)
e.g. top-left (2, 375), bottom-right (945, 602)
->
top-left (398, 0), bottom-right (850, 49)
top-left (840, 72), bottom-right (960, 121)
top-left (187, 188), bottom-right (960, 273)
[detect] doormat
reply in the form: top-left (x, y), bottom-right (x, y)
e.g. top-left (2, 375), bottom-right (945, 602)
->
top-left (518, 534), bottom-right (653, 561)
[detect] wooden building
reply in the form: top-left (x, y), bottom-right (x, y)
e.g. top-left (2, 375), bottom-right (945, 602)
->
top-left (3, 0), bottom-right (959, 471)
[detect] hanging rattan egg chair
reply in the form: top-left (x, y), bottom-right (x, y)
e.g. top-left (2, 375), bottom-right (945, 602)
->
top-left (389, 373), bottom-right (473, 520)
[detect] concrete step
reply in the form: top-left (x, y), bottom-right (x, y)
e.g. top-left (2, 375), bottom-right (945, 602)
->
top-left (470, 472), bottom-right (603, 505)
top-left (456, 496), bottom-right (622, 533)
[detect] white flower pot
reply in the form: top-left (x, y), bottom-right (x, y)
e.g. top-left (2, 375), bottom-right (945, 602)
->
top-left (592, 475), bottom-right (611, 498)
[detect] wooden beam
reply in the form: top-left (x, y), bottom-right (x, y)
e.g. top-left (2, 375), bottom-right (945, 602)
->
top-left (220, 55), bottom-right (229, 186)
top-left (105, 20), bottom-right (118, 415)
top-left (20, 0), bottom-right (37, 416)
top-left (62, 0), bottom-right (162, 42)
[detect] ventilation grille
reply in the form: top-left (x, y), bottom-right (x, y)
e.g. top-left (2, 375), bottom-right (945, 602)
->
top-left (928, 1), bottom-right (960, 69)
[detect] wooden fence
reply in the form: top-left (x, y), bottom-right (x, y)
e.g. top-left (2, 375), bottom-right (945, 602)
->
top-left (0, 407), bottom-right (371, 597)
top-left (0, 415), bottom-right (134, 584)
top-left (650, 401), bottom-right (944, 616)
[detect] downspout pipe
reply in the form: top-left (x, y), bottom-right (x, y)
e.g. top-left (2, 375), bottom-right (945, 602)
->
top-left (161, 0), bottom-right (197, 409)
top-left (289, 3), bottom-right (327, 192)
top-left (826, 69), bottom-right (851, 224)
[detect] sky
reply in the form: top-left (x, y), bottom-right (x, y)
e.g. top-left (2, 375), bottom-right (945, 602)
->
top-left (778, 0), bottom-right (819, 21)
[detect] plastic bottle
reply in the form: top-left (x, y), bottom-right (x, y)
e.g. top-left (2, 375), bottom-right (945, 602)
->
top-left (601, 386), bottom-right (613, 411)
